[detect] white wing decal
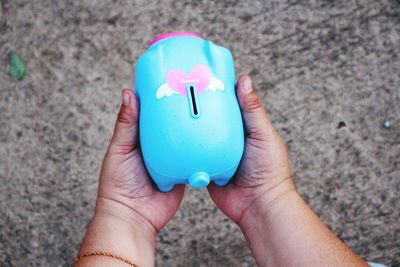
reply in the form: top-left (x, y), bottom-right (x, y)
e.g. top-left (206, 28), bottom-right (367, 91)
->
top-left (206, 77), bottom-right (225, 91)
top-left (156, 83), bottom-right (177, 99)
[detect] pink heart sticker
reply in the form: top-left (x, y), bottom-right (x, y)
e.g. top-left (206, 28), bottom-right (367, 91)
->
top-left (166, 64), bottom-right (211, 96)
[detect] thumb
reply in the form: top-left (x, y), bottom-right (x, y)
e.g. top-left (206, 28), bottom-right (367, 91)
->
top-left (236, 75), bottom-right (274, 141)
top-left (108, 89), bottom-right (139, 154)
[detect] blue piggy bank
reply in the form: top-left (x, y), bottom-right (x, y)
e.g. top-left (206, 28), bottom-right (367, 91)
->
top-left (134, 32), bottom-right (244, 192)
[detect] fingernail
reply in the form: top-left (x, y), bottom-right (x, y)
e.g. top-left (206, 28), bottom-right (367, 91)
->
top-left (122, 91), bottom-right (130, 106)
top-left (243, 77), bottom-right (253, 94)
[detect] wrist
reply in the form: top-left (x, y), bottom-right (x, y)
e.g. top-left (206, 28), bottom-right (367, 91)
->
top-left (238, 181), bottom-right (300, 267)
top-left (95, 196), bottom-right (157, 239)
top-left (76, 198), bottom-right (156, 266)
top-left (238, 178), bottom-right (297, 231)
top-left (237, 182), bottom-right (368, 267)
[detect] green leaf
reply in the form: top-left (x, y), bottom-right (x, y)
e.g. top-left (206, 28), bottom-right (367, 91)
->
top-left (9, 51), bottom-right (26, 80)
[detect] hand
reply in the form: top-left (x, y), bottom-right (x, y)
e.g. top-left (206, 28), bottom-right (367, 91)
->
top-left (96, 89), bottom-right (186, 234)
top-left (76, 90), bottom-right (185, 266)
top-left (208, 75), bottom-right (295, 224)
top-left (208, 76), bottom-right (368, 267)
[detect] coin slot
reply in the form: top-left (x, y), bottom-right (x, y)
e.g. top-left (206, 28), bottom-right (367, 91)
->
top-left (186, 85), bottom-right (200, 118)
top-left (189, 86), bottom-right (198, 115)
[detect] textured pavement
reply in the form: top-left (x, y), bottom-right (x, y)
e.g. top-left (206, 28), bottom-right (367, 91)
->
top-left (0, 0), bottom-right (399, 266)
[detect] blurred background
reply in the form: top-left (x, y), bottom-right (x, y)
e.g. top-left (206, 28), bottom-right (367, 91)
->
top-left (0, 0), bottom-right (399, 266)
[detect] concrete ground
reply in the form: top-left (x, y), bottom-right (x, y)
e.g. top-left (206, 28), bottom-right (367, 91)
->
top-left (0, 0), bottom-right (399, 266)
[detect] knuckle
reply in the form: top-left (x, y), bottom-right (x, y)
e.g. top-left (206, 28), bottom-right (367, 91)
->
top-left (244, 92), bottom-right (263, 112)
top-left (117, 108), bottom-right (133, 125)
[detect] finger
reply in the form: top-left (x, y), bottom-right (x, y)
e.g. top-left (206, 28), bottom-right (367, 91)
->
top-left (166, 184), bottom-right (186, 199)
top-left (236, 75), bottom-right (274, 141)
top-left (108, 89), bottom-right (139, 154)
top-left (207, 181), bottom-right (229, 200)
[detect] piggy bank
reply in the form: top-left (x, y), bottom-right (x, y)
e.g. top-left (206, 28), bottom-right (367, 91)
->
top-left (134, 32), bottom-right (244, 192)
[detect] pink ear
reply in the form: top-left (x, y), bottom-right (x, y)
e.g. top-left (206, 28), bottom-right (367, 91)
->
top-left (166, 64), bottom-right (212, 96)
